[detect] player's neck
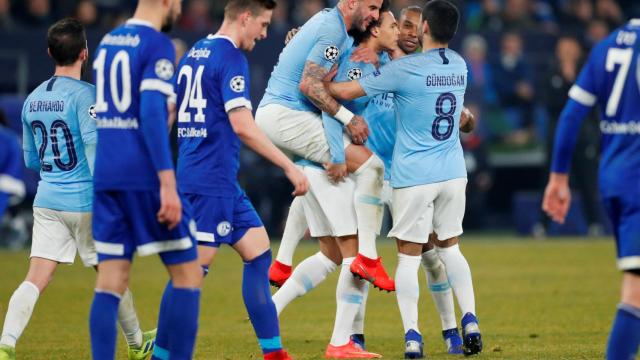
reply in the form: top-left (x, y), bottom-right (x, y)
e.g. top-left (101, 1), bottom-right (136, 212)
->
top-left (132, 6), bottom-right (163, 31)
top-left (362, 38), bottom-right (383, 54)
top-left (421, 36), bottom-right (447, 53)
top-left (54, 64), bottom-right (82, 80)
top-left (216, 21), bottom-right (243, 49)
top-left (337, 3), bottom-right (355, 31)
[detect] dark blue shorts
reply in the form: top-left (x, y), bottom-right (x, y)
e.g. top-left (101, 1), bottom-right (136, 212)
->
top-left (184, 190), bottom-right (262, 248)
top-left (602, 195), bottom-right (640, 271)
top-left (93, 190), bottom-right (198, 265)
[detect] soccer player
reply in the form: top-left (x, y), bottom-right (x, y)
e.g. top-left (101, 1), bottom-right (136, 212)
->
top-left (0, 116), bottom-right (24, 220)
top-left (256, 0), bottom-right (396, 292)
top-left (88, 0), bottom-right (202, 359)
top-left (542, 18), bottom-right (640, 360)
top-left (326, 1), bottom-right (482, 357)
top-left (0, 18), bottom-right (154, 360)
top-left (175, 1), bottom-right (307, 359)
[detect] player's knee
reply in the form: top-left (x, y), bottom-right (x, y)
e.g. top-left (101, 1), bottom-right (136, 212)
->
top-left (621, 271), bottom-right (640, 307)
top-left (169, 261), bottom-right (203, 289)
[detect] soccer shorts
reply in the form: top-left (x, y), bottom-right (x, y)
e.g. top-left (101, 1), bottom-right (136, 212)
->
top-left (255, 104), bottom-right (350, 163)
top-left (93, 190), bottom-right (197, 265)
top-left (602, 195), bottom-right (640, 271)
top-left (389, 178), bottom-right (467, 244)
top-left (184, 189), bottom-right (263, 248)
top-left (31, 207), bottom-right (97, 266)
top-left (299, 164), bottom-right (357, 238)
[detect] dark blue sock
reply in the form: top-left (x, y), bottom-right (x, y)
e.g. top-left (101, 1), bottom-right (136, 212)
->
top-left (152, 281), bottom-right (173, 360)
top-left (606, 304), bottom-right (640, 360)
top-left (168, 287), bottom-right (201, 359)
top-left (89, 291), bottom-right (120, 360)
top-left (242, 249), bottom-right (282, 354)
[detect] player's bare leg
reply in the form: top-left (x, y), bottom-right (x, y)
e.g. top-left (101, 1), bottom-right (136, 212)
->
top-left (232, 227), bottom-right (292, 360)
top-left (421, 237), bottom-right (463, 354)
top-left (435, 236), bottom-right (482, 355)
top-left (270, 197), bottom-right (308, 287)
top-left (344, 145), bottom-right (394, 292)
top-left (395, 239), bottom-right (424, 359)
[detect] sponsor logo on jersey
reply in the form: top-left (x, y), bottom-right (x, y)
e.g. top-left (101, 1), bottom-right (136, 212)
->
top-left (187, 48), bottom-right (211, 60)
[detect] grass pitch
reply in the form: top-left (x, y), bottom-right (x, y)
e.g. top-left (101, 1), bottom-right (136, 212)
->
top-left (0, 236), bottom-right (621, 359)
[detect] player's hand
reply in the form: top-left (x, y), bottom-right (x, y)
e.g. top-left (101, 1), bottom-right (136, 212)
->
top-left (542, 173), bottom-right (571, 224)
top-left (324, 163), bottom-right (348, 183)
top-left (459, 107), bottom-right (476, 133)
top-left (350, 46), bottom-right (379, 67)
top-left (157, 171), bottom-right (182, 230)
top-left (346, 115), bottom-right (369, 145)
top-left (285, 27), bottom-right (300, 45)
top-left (285, 165), bottom-right (309, 196)
top-left (324, 64), bottom-right (339, 83)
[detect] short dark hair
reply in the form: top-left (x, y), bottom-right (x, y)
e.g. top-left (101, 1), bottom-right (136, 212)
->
top-left (47, 18), bottom-right (86, 66)
top-left (422, 0), bottom-right (459, 44)
top-left (225, 0), bottom-right (277, 19)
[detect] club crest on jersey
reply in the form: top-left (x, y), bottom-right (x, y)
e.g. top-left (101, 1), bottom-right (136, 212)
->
top-left (347, 68), bottom-right (363, 80)
top-left (230, 76), bottom-right (245, 93)
top-left (217, 221), bottom-right (232, 237)
top-left (88, 105), bottom-right (97, 119)
top-left (154, 59), bottom-right (174, 80)
top-left (324, 45), bottom-right (340, 62)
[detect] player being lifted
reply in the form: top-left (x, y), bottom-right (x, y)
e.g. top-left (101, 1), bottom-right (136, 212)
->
top-left (256, 0), bottom-right (396, 292)
top-left (88, 1), bottom-right (203, 359)
top-left (175, 0), bottom-right (307, 359)
top-left (0, 19), bottom-right (154, 360)
top-left (326, 1), bottom-right (482, 357)
top-left (542, 17), bottom-right (640, 360)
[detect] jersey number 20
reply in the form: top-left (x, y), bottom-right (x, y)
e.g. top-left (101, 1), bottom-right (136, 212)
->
top-left (31, 120), bottom-right (78, 172)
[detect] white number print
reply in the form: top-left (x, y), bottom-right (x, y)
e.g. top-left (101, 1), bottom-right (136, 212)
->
top-left (605, 47), bottom-right (633, 117)
top-left (93, 49), bottom-right (133, 114)
top-left (177, 65), bottom-right (207, 123)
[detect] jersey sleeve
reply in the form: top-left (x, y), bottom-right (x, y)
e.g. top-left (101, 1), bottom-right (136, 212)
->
top-left (358, 59), bottom-right (403, 97)
top-left (567, 47), bottom-right (598, 107)
top-left (140, 35), bottom-right (176, 98)
top-left (75, 85), bottom-right (97, 146)
top-left (20, 103), bottom-right (39, 171)
top-left (305, 25), bottom-right (346, 70)
top-left (220, 50), bottom-right (252, 113)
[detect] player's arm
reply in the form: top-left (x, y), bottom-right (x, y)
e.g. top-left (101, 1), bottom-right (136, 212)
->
top-left (228, 108), bottom-right (308, 196)
top-left (21, 108), bottom-right (40, 172)
top-left (542, 52), bottom-right (597, 224)
top-left (325, 80), bottom-right (367, 101)
top-left (322, 112), bottom-right (348, 182)
top-left (76, 86), bottom-right (98, 175)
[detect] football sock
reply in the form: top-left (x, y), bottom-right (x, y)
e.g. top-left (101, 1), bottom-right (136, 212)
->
top-left (421, 249), bottom-right (457, 330)
top-left (606, 303), bottom-right (640, 360)
top-left (167, 287), bottom-right (200, 359)
top-left (330, 257), bottom-right (367, 346)
top-left (117, 288), bottom-right (143, 348)
top-left (152, 280), bottom-right (173, 359)
top-left (437, 245), bottom-right (476, 316)
top-left (353, 155), bottom-right (385, 259)
top-left (395, 254), bottom-right (421, 334)
top-left (243, 250), bottom-right (282, 354)
top-left (90, 290), bottom-right (121, 360)
top-left (276, 197), bottom-right (307, 266)
top-left (0, 281), bottom-right (39, 348)
top-left (352, 280), bottom-right (369, 335)
top-left (273, 251), bottom-right (338, 315)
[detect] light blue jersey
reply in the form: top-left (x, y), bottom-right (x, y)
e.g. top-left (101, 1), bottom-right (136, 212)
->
top-left (21, 76), bottom-right (96, 212)
top-left (259, 7), bottom-right (353, 113)
top-left (359, 48), bottom-right (467, 188)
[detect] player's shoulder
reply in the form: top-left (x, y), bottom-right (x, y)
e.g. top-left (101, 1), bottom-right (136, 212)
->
top-left (311, 7), bottom-right (348, 38)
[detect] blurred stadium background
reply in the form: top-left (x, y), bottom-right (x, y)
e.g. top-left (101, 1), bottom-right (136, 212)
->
top-left (1, 0), bottom-right (640, 246)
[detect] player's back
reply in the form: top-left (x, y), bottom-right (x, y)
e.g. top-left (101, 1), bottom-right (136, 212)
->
top-left (176, 35), bottom-right (248, 196)
top-left (92, 19), bottom-right (175, 191)
top-left (569, 20), bottom-right (640, 195)
top-left (21, 76), bottom-right (95, 212)
top-left (259, 7), bottom-right (353, 113)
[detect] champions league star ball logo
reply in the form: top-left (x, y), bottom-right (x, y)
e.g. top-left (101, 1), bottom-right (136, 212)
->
top-left (230, 76), bottom-right (245, 93)
top-left (324, 45), bottom-right (339, 62)
top-left (347, 68), bottom-right (363, 80)
top-left (88, 105), bottom-right (97, 119)
top-left (154, 59), bottom-right (174, 81)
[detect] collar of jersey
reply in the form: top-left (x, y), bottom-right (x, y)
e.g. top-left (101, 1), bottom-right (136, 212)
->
top-left (206, 34), bottom-right (238, 48)
top-left (333, 7), bottom-right (349, 38)
top-left (126, 18), bottom-right (155, 28)
top-left (631, 19), bottom-right (640, 26)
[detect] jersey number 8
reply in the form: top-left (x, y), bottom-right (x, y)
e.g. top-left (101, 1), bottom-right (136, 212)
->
top-left (432, 92), bottom-right (456, 141)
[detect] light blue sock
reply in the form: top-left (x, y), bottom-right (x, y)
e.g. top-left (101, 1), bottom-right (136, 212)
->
top-left (89, 291), bottom-right (121, 360)
top-left (606, 303), bottom-right (640, 360)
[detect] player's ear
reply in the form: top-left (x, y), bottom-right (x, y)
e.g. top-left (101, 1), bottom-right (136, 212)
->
top-left (79, 48), bottom-right (88, 62)
top-left (422, 19), bottom-right (430, 37)
top-left (371, 25), bottom-right (380, 38)
top-left (239, 10), bottom-right (251, 27)
top-left (46, 48), bottom-right (52, 59)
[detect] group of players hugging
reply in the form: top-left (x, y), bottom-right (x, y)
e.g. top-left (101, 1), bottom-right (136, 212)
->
top-left (1, 0), bottom-right (639, 359)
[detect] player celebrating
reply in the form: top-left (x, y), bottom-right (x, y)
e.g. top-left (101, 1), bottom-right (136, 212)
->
top-left (256, 0), bottom-right (396, 292)
top-left (542, 18), bottom-right (640, 360)
top-left (326, 1), bottom-right (482, 357)
top-left (175, 0), bottom-right (307, 359)
top-left (0, 19), bottom-right (155, 360)
top-left (88, 0), bottom-right (203, 359)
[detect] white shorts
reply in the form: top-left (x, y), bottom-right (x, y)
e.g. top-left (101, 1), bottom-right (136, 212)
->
top-left (255, 104), bottom-right (350, 163)
top-left (299, 165), bottom-right (357, 238)
top-left (31, 207), bottom-right (97, 266)
top-left (388, 178), bottom-right (467, 244)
